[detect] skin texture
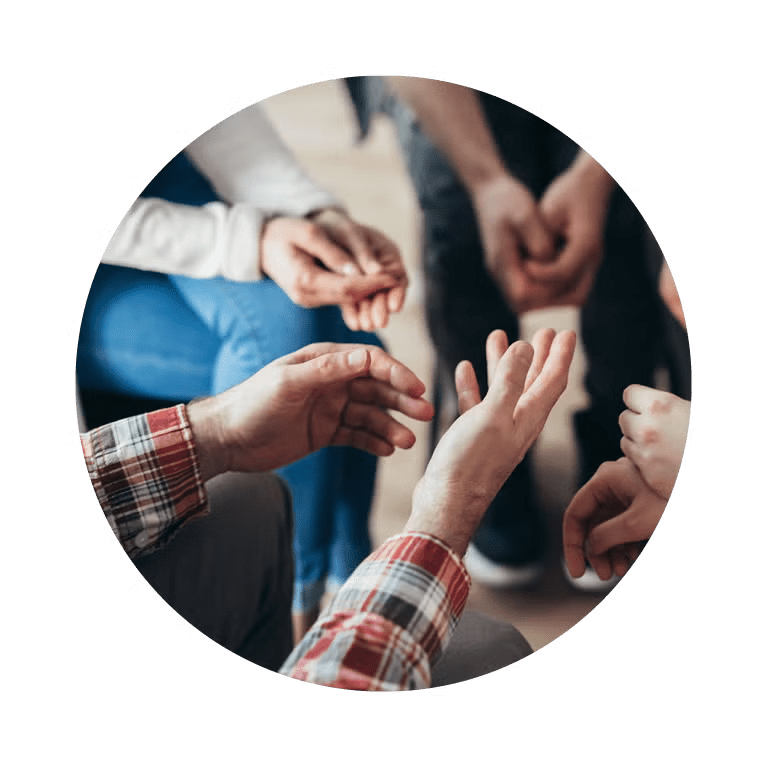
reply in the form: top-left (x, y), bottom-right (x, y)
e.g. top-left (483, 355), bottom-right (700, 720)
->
top-left (406, 328), bottom-right (576, 556)
top-left (259, 209), bottom-right (408, 329)
top-left (187, 342), bottom-right (434, 483)
top-left (524, 152), bottom-right (616, 309)
top-left (385, 78), bottom-right (617, 314)
top-left (619, 384), bottom-right (691, 500)
top-left (562, 457), bottom-right (667, 581)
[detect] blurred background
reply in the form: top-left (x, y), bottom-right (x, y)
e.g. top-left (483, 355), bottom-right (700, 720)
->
top-left (263, 79), bottom-right (607, 650)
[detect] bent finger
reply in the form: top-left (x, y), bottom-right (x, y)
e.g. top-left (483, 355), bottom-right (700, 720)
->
top-left (332, 426), bottom-right (395, 457)
top-left (343, 403), bottom-right (416, 449)
top-left (349, 377), bottom-right (434, 421)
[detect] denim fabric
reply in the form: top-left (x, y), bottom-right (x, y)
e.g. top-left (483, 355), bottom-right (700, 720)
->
top-left (78, 148), bottom-right (382, 611)
top-left (344, 78), bottom-right (682, 565)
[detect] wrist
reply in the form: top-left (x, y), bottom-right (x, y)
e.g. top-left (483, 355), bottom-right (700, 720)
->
top-left (466, 165), bottom-right (515, 198)
top-left (185, 396), bottom-right (231, 483)
top-left (406, 478), bottom-right (489, 558)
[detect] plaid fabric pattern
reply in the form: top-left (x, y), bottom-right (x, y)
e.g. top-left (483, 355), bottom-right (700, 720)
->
top-left (81, 405), bottom-right (208, 559)
top-left (281, 533), bottom-right (470, 690)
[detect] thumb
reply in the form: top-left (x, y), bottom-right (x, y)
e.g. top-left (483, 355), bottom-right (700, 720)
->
top-left (586, 499), bottom-right (653, 557)
top-left (299, 348), bottom-right (371, 388)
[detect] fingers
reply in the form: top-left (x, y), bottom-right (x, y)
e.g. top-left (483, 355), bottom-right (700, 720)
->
top-left (385, 284), bottom-right (405, 315)
top-left (340, 303), bottom-right (361, 332)
top-left (523, 327), bottom-right (557, 392)
top-left (619, 435), bottom-right (642, 466)
top-left (622, 383), bottom-right (659, 414)
top-left (516, 330), bottom-right (576, 430)
top-left (589, 494), bottom-right (666, 555)
top-left (297, 347), bottom-right (372, 388)
top-left (562, 482), bottom-right (599, 579)
top-left (455, 360), bottom-right (481, 415)
top-left (484, 329), bottom-right (509, 386)
top-left (517, 211), bottom-right (556, 263)
top-left (332, 426), bottom-right (396, 457)
top-left (342, 402), bottom-right (416, 450)
top-left (308, 268), bottom-right (398, 307)
top-left (298, 222), bottom-right (363, 276)
top-left (485, 340), bottom-right (534, 413)
top-left (348, 377), bottom-right (434, 422)
top-left (618, 409), bottom-right (641, 441)
top-left (285, 343), bottom-right (427, 400)
top-left (366, 346), bottom-right (427, 398)
top-left (370, 291), bottom-right (390, 329)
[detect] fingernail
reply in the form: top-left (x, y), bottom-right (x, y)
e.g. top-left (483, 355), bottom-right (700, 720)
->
top-left (347, 349), bottom-right (367, 368)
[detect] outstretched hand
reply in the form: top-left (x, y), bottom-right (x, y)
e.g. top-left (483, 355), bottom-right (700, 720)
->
top-left (562, 458), bottom-right (667, 582)
top-left (188, 342), bottom-right (434, 482)
top-left (406, 328), bottom-right (576, 556)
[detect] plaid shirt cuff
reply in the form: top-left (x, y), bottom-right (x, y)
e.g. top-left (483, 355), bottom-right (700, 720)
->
top-left (81, 405), bottom-right (208, 559)
top-left (281, 532), bottom-right (471, 690)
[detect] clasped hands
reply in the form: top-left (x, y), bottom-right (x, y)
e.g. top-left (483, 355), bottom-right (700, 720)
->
top-left (259, 207), bottom-right (408, 331)
top-left (472, 151), bottom-right (615, 314)
top-left (188, 328), bottom-right (577, 560)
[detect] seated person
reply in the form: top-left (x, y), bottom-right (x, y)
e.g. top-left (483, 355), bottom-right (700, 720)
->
top-left (82, 329), bottom-right (576, 690)
top-left (78, 101), bottom-right (408, 638)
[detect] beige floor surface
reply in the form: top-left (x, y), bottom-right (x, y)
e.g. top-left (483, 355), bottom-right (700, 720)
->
top-left (263, 79), bottom-right (609, 651)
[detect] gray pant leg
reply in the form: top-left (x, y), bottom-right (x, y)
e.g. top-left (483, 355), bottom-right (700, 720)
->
top-left (431, 610), bottom-right (533, 688)
top-left (134, 472), bottom-right (294, 672)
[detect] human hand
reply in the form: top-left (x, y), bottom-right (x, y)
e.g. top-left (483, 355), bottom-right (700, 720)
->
top-left (259, 215), bottom-right (398, 309)
top-left (471, 174), bottom-right (557, 313)
top-left (406, 327), bottom-right (576, 556)
top-left (524, 152), bottom-right (615, 309)
top-left (563, 458), bottom-right (666, 582)
top-left (187, 342), bottom-right (435, 482)
top-left (309, 209), bottom-right (409, 331)
top-left (618, 384), bottom-right (691, 500)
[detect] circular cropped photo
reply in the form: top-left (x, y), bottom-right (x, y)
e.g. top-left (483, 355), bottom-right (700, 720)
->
top-left (76, 76), bottom-right (691, 690)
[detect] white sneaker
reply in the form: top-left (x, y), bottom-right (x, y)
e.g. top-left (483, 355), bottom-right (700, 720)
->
top-left (464, 543), bottom-right (545, 589)
top-left (562, 560), bottom-right (620, 593)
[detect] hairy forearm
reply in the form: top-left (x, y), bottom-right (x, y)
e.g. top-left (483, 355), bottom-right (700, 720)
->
top-left (387, 77), bottom-right (507, 192)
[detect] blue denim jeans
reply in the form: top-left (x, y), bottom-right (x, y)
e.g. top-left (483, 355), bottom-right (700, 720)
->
top-left (78, 263), bottom-right (381, 612)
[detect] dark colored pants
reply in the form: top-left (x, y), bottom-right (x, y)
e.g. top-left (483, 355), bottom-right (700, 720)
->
top-left (134, 470), bottom-right (531, 684)
top-left (349, 81), bottom-right (685, 565)
top-left (134, 471), bottom-right (295, 672)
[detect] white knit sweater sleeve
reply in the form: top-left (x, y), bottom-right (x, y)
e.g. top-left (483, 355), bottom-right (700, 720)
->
top-left (101, 102), bottom-right (342, 282)
top-left (185, 102), bottom-right (341, 215)
top-left (101, 197), bottom-right (266, 282)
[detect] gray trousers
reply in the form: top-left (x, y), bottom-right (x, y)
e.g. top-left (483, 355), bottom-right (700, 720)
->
top-left (134, 472), bottom-right (532, 685)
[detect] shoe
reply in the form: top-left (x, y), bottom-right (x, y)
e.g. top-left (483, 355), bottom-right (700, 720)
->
top-left (562, 559), bottom-right (620, 593)
top-left (464, 543), bottom-right (545, 589)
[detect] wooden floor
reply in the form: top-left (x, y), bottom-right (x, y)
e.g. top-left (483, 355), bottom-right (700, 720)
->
top-left (263, 79), bottom-right (609, 650)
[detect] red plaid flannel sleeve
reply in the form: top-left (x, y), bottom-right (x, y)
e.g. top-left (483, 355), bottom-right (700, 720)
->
top-left (280, 532), bottom-right (471, 690)
top-left (81, 405), bottom-right (208, 559)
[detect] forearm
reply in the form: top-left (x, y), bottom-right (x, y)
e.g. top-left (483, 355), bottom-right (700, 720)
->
top-left (387, 77), bottom-right (507, 192)
top-left (280, 532), bottom-right (470, 690)
top-left (185, 102), bottom-right (341, 216)
top-left (81, 405), bottom-right (208, 559)
top-left (102, 197), bottom-right (266, 282)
